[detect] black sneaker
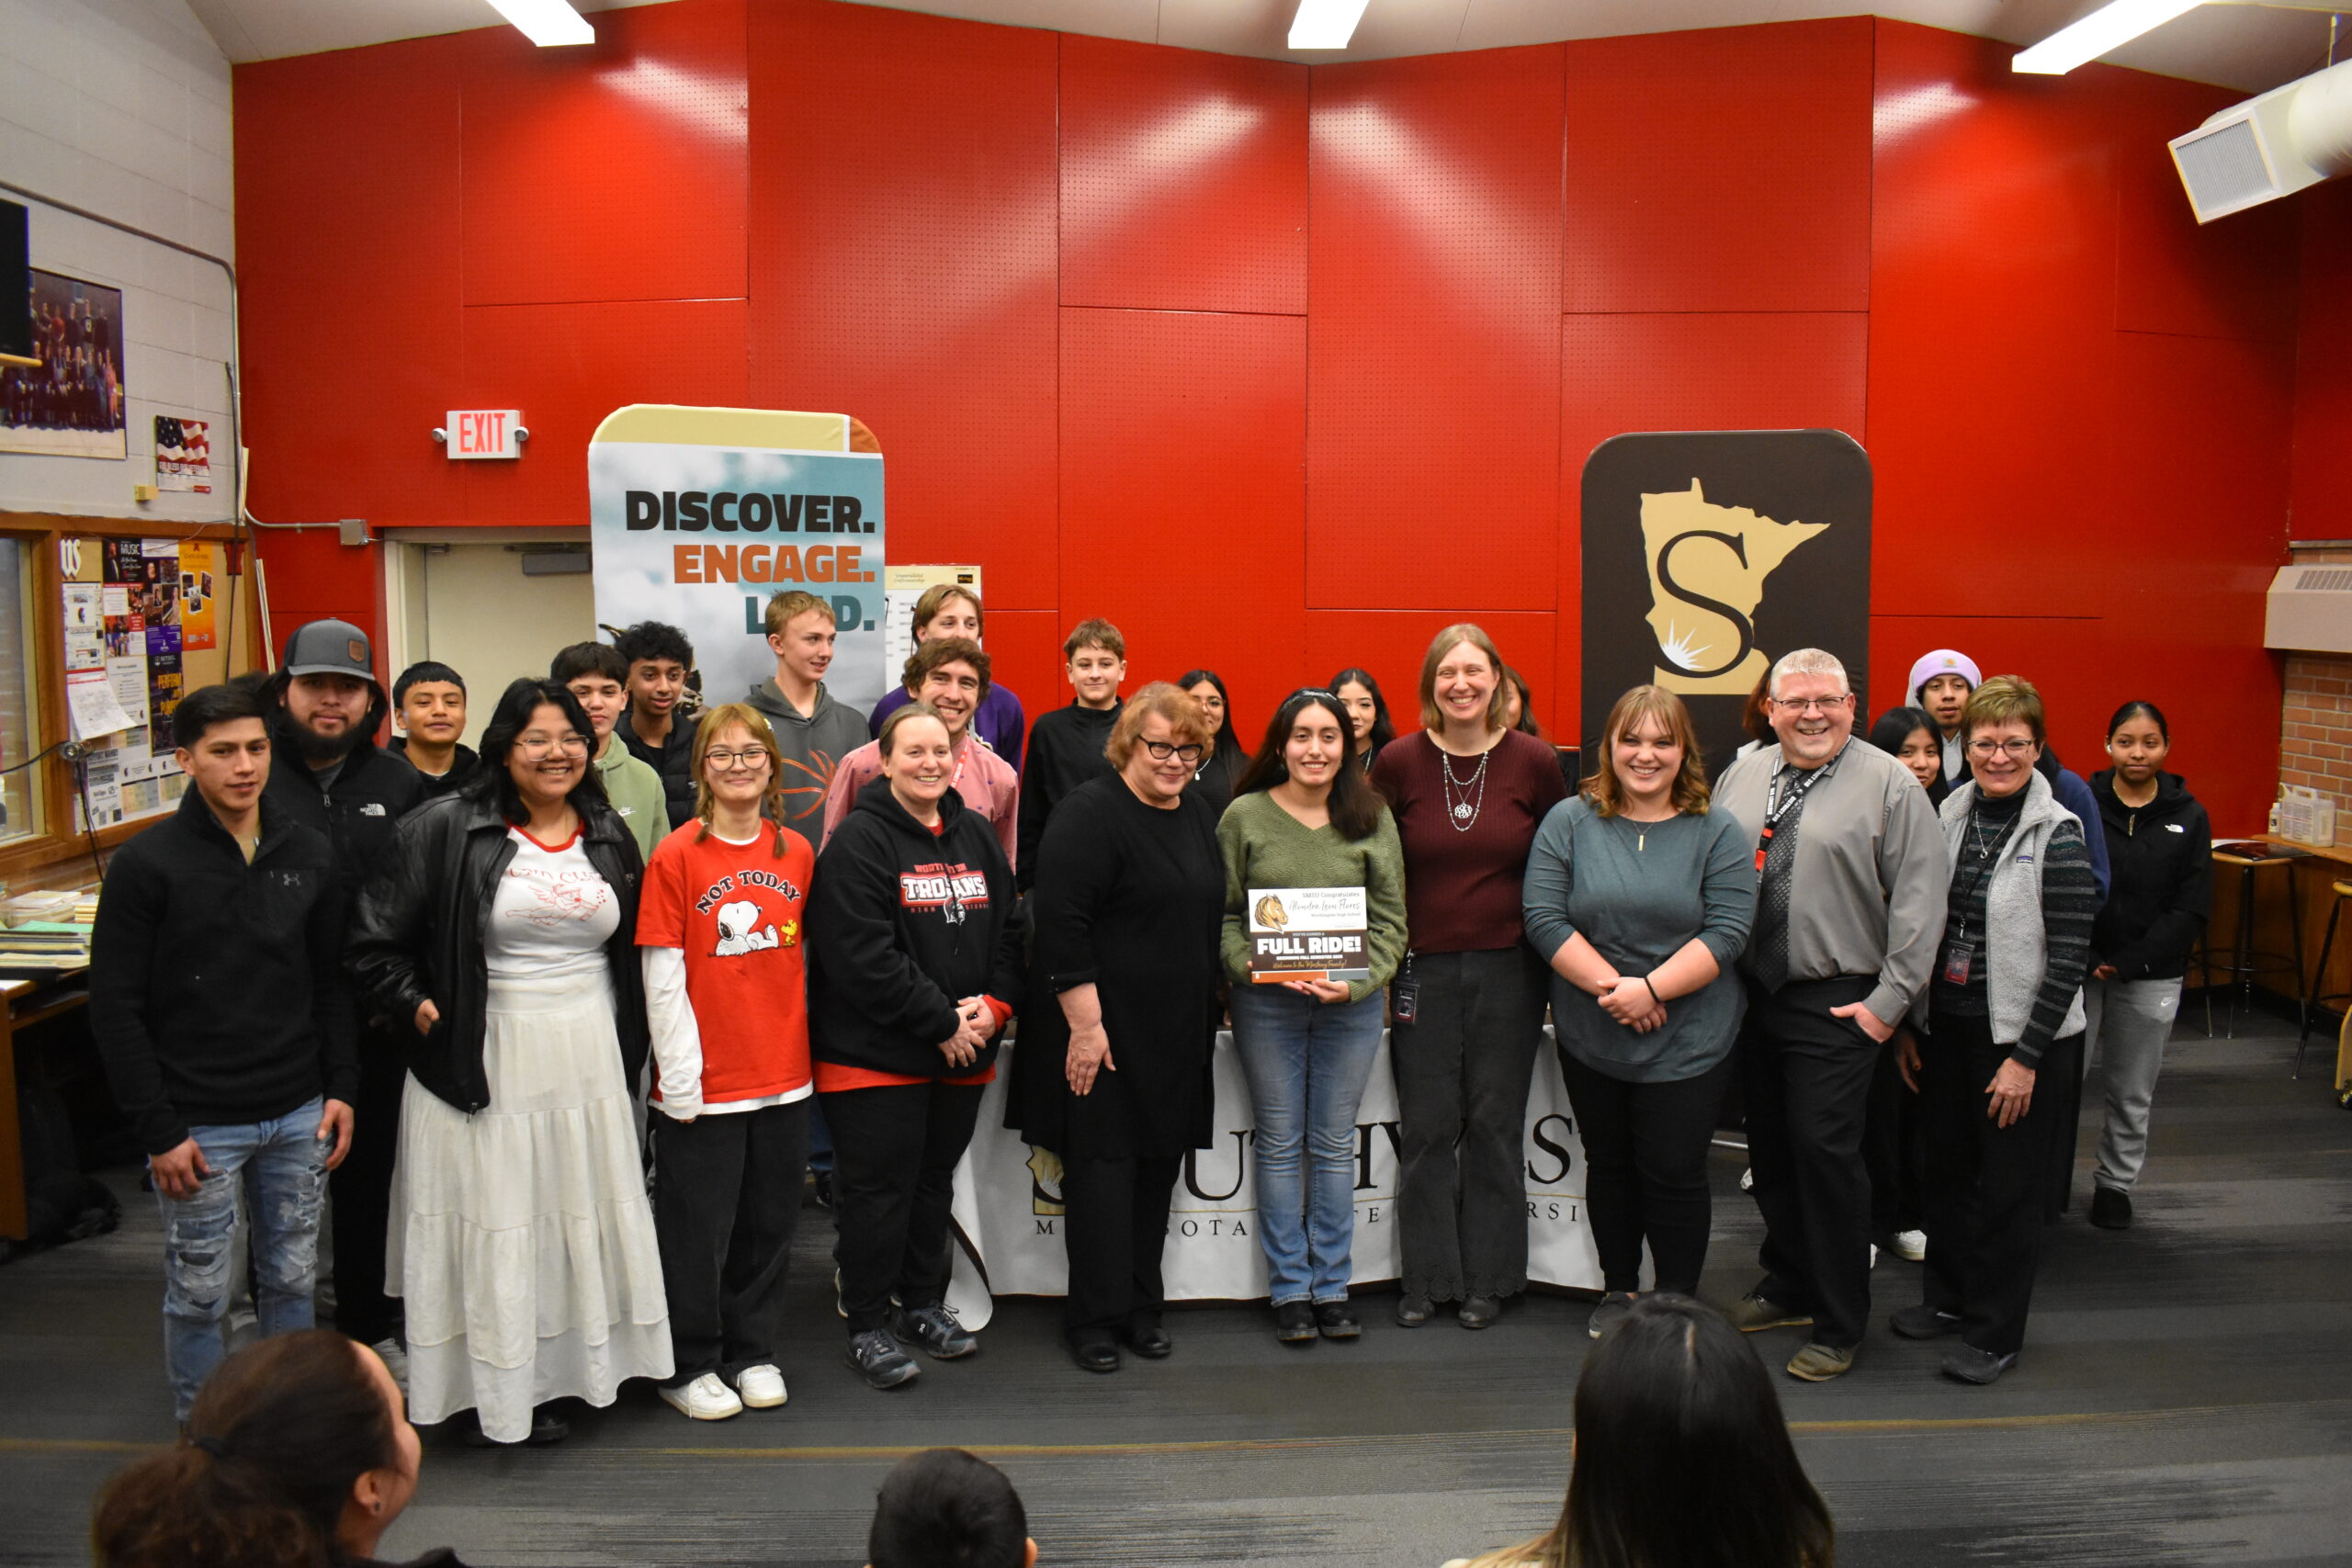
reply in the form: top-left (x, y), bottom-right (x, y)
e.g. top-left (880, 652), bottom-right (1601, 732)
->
top-left (810, 1169), bottom-right (835, 1211)
top-left (891, 1302), bottom-right (978, 1360)
top-left (1273, 1302), bottom-right (1317, 1344)
top-left (847, 1329), bottom-right (921, 1389)
top-left (1587, 1292), bottom-right (1634, 1340)
top-left (1458, 1294), bottom-right (1502, 1329)
top-left (2089, 1186), bottom-right (2132, 1230)
top-left (1889, 1303), bottom-right (1965, 1339)
top-left (1940, 1343), bottom-right (2018, 1384)
top-left (1395, 1293), bottom-right (1434, 1327)
top-left (1314, 1300), bottom-right (1361, 1339)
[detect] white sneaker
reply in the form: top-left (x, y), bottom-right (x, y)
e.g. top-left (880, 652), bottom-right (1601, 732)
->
top-left (1739, 1167), bottom-right (1754, 1192)
top-left (370, 1337), bottom-right (410, 1394)
top-left (658, 1372), bottom-right (743, 1421)
top-left (734, 1364), bottom-right (787, 1408)
top-left (1894, 1229), bottom-right (1928, 1263)
top-left (1870, 1244), bottom-right (1880, 1269)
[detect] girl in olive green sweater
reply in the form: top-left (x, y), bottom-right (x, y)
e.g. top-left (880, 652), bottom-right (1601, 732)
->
top-left (1217, 690), bottom-right (1408, 1345)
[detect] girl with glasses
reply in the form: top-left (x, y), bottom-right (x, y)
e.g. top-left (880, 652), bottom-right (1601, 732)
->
top-left (637, 705), bottom-right (815, 1421)
top-left (347, 679), bottom-right (669, 1446)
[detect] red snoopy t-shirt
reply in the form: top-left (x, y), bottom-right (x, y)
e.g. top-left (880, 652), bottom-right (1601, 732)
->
top-left (636, 822), bottom-right (815, 1103)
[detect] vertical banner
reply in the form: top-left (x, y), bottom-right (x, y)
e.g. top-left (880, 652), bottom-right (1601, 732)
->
top-left (587, 406), bottom-right (887, 716)
top-left (178, 540), bottom-right (218, 651)
top-left (1580, 431), bottom-right (1871, 772)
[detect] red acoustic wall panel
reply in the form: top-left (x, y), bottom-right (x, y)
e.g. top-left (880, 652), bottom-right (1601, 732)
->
top-left (459, 0), bottom-right (748, 307)
top-left (458, 299), bottom-right (751, 525)
top-left (1058, 308), bottom-right (1306, 728)
top-left (976, 609), bottom-right (1067, 748)
top-left (2290, 181), bottom-right (2352, 539)
top-left (1059, 36), bottom-right (1308, 315)
top-left (1304, 611), bottom-right (1557, 740)
top-left (1307, 47), bottom-right (1564, 612)
top-left (1867, 21), bottom-right (2121, 618)
top-left (746, 0), bottom-right (1059, 609)
top-left (1556, 311), bottom-right (1869, 739)
top-left (1562, 19), bottom-right (1872, 314)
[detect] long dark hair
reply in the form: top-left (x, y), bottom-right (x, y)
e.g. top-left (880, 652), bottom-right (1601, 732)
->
top-left (1470, 1295), bottom-right (1834, 1568)
top-left (1234, 689), bottom-right (1384, 841)
top-left (1865, 705), bottom-right (1938, 759)
top-left (1329, 667), bottom-right (1396, 763)
top-left (93, 1330), bottom-right (401, 1568)
top-left (1178, 669), bottom-right (1245, 765)
top-left (463, 677), bottom-right (610, 824)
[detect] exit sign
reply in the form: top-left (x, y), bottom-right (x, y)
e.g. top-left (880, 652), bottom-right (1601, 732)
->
top-left (447, 409), bottom-right (524, 459)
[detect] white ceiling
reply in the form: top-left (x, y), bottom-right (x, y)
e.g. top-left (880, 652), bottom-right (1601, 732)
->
top-left (182, 0), bottom-right (2346, 94)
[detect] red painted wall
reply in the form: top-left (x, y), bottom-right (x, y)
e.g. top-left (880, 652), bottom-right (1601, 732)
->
top-left (233, 5), bottom-right (2312, 828)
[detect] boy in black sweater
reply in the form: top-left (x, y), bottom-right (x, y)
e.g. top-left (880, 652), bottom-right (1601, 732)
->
top-left (1014, 617), bottom-right (1126, 891)
top-left (91, 683), bottom-right (356, 1425)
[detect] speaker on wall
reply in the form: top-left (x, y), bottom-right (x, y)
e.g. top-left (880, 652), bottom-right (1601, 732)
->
top-left (0, 198), bottom-right (32, 368)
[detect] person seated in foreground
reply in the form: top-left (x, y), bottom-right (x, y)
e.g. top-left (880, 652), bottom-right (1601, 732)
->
top-left (867, 1447), bottom-right (1037, 1568)
top-left (91, 1328), bottom-right (462, 1568)
top-left (1443, 1294), bottom-right (1833, 1568)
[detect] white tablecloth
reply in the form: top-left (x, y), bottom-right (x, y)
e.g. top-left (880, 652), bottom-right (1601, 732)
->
top-left (946, 1028), bottom-right (1602, 1327)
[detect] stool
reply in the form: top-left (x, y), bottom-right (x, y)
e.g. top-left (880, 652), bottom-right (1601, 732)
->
top-left (2199, 850), bottom-right (2305, 1043)
top-left (2294, 879), bottom-right (2352, 1078)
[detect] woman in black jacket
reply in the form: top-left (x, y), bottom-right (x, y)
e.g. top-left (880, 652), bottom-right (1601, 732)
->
top-left (346, 679), bottom-right (666, 1447)
top-left (809, 703), bottom-right (1024, 1392)
top-left (1178, 669), bottom-right (1248, 811)
top-left (2082, 700), bottom-right (2211, 1230)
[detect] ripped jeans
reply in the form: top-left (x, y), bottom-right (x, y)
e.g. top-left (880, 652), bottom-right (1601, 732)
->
top-left (157, 1100), bottom-right (329, 1420)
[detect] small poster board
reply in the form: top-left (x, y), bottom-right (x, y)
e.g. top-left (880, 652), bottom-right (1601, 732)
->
top-left (1246, 886), bottom-right (1370, 984)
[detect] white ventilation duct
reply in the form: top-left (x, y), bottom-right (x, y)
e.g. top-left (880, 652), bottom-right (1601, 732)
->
top-left (2264, 563), bottom-right (2352, 653)
top-left (2173, 55), bottom-right (2352, 222)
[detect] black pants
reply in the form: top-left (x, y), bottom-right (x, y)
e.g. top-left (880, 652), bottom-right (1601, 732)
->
top-left (1558, 1048), bottom-right (1735, 1295)
top-left (1921, 1012), bottom-right (2080, 1358)
top-left (1866, 1037), bottom-right (1928, 1240)
top-left (1392, 946), bottom-right (1549, 1302)
top-left (329, 1029), bottom-right (406, 1345)
top-left (1060, 1153), bottom-right (1182, 1342)
top-left (652, 1100), bottom-right (808, 1384)
top-left (1740, 976), bottom-right (1882, 1349)
top-left (821, 1080), bottom-right (985, 1336)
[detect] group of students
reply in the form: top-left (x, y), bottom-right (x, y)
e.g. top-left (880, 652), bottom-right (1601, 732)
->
top-left (90, 575), bottom-right (2211, 1466)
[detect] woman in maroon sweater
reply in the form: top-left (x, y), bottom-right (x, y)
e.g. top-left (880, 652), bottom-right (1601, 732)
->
top-left (1372, 625), bottom-right (1566, 1329)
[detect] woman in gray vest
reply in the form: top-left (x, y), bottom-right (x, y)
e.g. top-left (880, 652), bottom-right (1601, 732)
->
top-left (1893, 676), bottom-right (2098, 1385)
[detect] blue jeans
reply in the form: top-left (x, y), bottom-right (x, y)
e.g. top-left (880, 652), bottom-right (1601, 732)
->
top-left (156, 1100), bottom-right (329, 1419)
top-left (1230, 987), bottom-right (1387, 1305)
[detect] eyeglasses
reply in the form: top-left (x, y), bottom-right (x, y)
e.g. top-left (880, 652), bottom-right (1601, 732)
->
top-left (1770, 695), bottom-right (1849, 716)
top-left (514, 735), bottom-right (590, 758)
top-left (1142, 740), bottom-right (1207, 762)
top-left (1968, 739), bottom-right (2038, 759)
top-left (705, 749), bottom-right (772, 771)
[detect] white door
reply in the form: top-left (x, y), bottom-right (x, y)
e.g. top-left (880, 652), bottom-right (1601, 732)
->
top-left (385, 536), bottom-right (596, 750)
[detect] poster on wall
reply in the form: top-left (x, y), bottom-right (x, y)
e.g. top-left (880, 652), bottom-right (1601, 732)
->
top-left (882, 564), bottom-right (981, 683)
top-left (155, 415), bottom-right (211, 491)
top-left (178, 540), bottom-right (218, 650)
top-left (588, 405), bottom-right (887, 721)
top-left (1579, 430), bottom-right (1871, 771)
top-left (65, 536), bottom-right (188, 829)
top-left (0, 270), bottom-right (127, 458)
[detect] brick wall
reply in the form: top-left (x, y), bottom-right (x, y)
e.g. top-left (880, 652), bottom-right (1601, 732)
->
top-left (2278, 545), bottom-right (2352, 834)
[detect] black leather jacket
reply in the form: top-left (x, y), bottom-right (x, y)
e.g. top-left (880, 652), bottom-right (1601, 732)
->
top-left (346, 791), bottom-right (649, 1114)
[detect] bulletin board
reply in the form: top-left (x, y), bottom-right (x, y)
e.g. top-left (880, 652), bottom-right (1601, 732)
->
top-left (57, 535), bottom-right (231, 829)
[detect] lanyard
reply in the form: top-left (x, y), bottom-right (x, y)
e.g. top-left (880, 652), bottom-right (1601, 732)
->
top-left (1754, 753), bottom-right (1838, 874)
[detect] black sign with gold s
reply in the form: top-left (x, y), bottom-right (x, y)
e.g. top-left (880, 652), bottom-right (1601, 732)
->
top-left (1580, 431), bottom-right (1871, 774)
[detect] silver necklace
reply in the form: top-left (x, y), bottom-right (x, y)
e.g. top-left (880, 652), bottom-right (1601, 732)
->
top-left (1440, 743), bottom-right (1491, 830)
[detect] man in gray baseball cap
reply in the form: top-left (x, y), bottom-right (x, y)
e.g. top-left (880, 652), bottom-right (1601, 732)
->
top-left (261, 617), bottom-right (423, 1383)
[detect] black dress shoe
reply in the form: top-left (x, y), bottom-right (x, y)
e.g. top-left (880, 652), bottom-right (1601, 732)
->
top-left (1070, 1337), bottom-right (1121, 1373)
top-left (1395, 1293), bottom-right (1434, 1327)
top-left (1123, 1321), bottom-right (1172, 1359)
top-left (2088, 1185), bottom-right (2132, 1230)
top-left (1314, 1300), bottom-right (1361, 1339)
top-left (1458, 1294), bottom-right (1503, 1329)
top-left (1274, 1302), bottom-right (1317, 1344)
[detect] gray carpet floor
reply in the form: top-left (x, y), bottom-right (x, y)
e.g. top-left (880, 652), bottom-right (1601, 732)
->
top-left (5, 1009), bottom-right (2349, 1567)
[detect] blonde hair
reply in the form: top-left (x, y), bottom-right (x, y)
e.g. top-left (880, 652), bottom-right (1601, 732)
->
top-left (690, 704), bottom-right (793, 858)
top-left (1962, 673), bottom-right (2046, 745)
top-left (763, 589), bottom-right (833, 637)
top-left (1105, 682), bottom-right (1216, 769)
top-left (1584, 685), bottom-right (1711, 818)
top-left (1419, 623), bottom-right (1510, 731)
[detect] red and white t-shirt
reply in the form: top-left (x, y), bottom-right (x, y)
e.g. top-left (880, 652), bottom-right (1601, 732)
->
top-left (637, 822), bottom-right (815, 1115)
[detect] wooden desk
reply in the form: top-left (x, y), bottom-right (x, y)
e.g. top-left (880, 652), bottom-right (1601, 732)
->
top-left (0, 967), bottom-right (91, 1241)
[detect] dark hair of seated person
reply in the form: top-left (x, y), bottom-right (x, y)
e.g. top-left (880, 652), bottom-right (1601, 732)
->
top-left (866, 1447), bottom-right (1035, 1568)
top-left (91, 1329), bottom-right (454, 1568)
top-left (1458, 1294), bottom-right (1834, 1568)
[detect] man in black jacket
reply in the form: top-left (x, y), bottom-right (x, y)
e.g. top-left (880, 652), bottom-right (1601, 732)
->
top-left (616, 620), bottom-right (698, 828)
top-left (262, 618), bottom-right (423, 1377)
top-left (91, 683), bottom-right (356, 1424)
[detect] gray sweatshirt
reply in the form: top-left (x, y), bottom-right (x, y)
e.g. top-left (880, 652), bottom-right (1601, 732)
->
top-left (746, 677), bottom-right (871, 847)
top-left (1713, 738), bottom-right (1948, 1031)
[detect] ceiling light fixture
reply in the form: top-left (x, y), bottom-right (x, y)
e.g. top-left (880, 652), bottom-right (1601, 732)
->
top-left (2013, 0), bottom-right (2201, 74)
top-left (486, 0), bottom-right (595, 47)
top-left (1289, 0), bottom-right (1371, 51)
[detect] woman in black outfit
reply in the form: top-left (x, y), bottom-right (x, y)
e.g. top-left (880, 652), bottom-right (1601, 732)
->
top-left (810, 704), bottom-right (1025, 1392)
top-left (1179, 669), bottom-right (1250, 812)
top-left (1329, 668), bottom-right (1396, 774)
top-left (1010, 684), bottom-right (1225, 1371)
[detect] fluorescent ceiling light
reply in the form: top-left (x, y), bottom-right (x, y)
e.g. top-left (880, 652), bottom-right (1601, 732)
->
top-left (1289, 0), bottom-right (1371, 51)
top-left (486, 0), bottom-right (595, 47)
top-left (2013, 0), bottom-right (2200, 74)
